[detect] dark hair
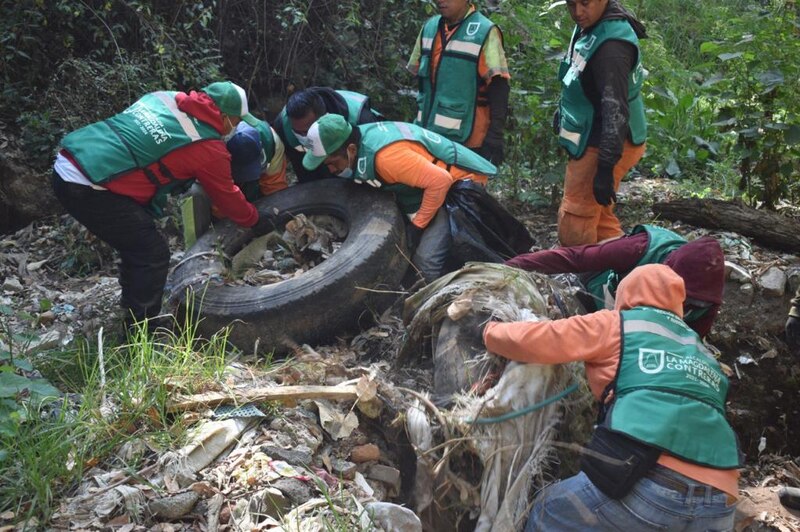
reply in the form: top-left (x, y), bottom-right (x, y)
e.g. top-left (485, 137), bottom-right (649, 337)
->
top-left (286, 89), bottom-right (326, 119)
top-left (331, 127), bottom-right (362, 157)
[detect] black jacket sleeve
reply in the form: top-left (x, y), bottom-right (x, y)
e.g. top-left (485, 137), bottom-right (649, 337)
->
top-left (582, 39), bottom-right (637, 169)
top-left (484, 77), bottom-right (510, 148)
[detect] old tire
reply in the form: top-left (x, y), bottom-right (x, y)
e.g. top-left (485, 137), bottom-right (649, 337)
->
top-left (166, 179), bottom-right (409, 354)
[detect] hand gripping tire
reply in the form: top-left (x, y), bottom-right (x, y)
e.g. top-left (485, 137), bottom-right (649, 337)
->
top-left (166, 179), bottom-right (409, 354)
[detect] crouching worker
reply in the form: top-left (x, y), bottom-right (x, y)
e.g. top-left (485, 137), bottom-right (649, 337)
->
top-left (483, 264), bottom-right (741, 531)
top-left (182, 118), bottom-right (288, 245)
top-left (227, 119), bottom-right (288, 200)
top-left (52, 81), bottom-right (280, 333)
top-left (273, 86), bottom-right (382, 183)
top-left (506, 224), bottom-right (725, 338)
top-left (301, 115), bottom-right (496, 282)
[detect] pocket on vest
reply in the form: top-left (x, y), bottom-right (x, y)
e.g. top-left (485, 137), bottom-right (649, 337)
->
top-left (430, 98), bottom-right (468, 138)
top-left (557, 108), bottom-right (586, 156)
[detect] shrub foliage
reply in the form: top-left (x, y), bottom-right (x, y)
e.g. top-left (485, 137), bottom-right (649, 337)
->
top-left (1, 0), bottom-right (798, 206)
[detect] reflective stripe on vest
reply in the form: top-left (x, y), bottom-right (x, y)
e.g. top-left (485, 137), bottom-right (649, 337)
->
top-left (60, 91), bottom-right (221, 217)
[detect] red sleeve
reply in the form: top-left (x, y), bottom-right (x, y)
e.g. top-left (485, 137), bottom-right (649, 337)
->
top-left (173, 141), bottom-right (258, 227)
top-left (505, 232), bottom-right (649, 273)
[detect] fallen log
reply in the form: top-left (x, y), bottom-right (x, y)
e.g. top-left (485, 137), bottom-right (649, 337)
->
top-left (167, 384), bottom-right (359, 413)
top-left (652, 198), bottom-right (800, 252)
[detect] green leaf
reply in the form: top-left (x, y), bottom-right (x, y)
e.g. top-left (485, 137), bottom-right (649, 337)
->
top-left (700, 41), bottom-right (721, 54)
top-left (718, 52), bottom-right (743, 61)
top-left (665, 159), bottom-right (681, 177)
top-left (757, 70), bottom-right (784, 89)
top-left (693, 136), bottom-right (719, 156)
top-left (785, 125), bottom-right (800, 146)
top-left (13, 358), bottom-right (33, 372)
top-left (650, 85), bottom-right (678, 105)
top-left (0, 372), bottom-right (59, 399)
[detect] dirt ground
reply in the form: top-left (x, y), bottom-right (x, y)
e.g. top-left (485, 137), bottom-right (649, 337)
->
top-left (1, 175), bottom-right (799, 530)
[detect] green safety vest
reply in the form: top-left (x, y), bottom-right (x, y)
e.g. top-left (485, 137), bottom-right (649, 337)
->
top-left (585, 225), bottom-right (686, 310)
top-left (557, 19), bottom-right (646, 158)
top-left (414, 12), bottom-right (496, 143)
top-left (605, 307), bottom-right (741, 468)
top-left (278, 90), bottom-right (370, 150)
top-left (251, 119), bottom-right (277, 164)
top-left (60, 91), bottom-right (221, 216)
top-left (350, 121), bottom-right (496, 214)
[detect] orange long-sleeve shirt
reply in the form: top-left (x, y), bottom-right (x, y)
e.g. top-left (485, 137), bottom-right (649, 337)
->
top-left (483, 265), bottom-right (739, 497)
top-left (374, 141), bottom-right (488, 229)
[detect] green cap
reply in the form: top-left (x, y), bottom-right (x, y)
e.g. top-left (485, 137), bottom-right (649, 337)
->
top-left (202, 81), bottom-right (259, 126)
top-left (302, 114), bottom-right (353, 170)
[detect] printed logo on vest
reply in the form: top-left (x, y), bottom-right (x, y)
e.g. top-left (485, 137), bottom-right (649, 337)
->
top-left (357, 157), bottom-right (367, 176)
top-left (466, 22), bottom-right (481, 36)
top-left (584, 35), bottom-right (597, 51)
top-left (638, 348), bottom-right (665, 374)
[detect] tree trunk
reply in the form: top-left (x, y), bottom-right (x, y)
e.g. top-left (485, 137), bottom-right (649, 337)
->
top-left (652, 198), bottom-right (800, 252)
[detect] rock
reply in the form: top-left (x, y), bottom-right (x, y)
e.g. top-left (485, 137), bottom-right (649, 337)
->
top-left (272, 478), bottom-right (312, 505)
top-left (738, 283), bottom-right (755, 305)
top-left (23, 329), bottom-right (64, 352)
top-left (366, 464), bottom-right (401, 494)
top-left (38, 310), bottom-right (55, 326)
top-left (725, 261), bottom-right (751, 283)
top-left (261, 445), bottom-right (313, 467)
top-left (250, 487), bottom-right (288, 519)
top-left (147, 491), bottom-right (199, 520)
top-left (2, 277), bottom-right (23, 292)
top-left (350, 443), bottom-right (380, 463)
top-left (786, 266), bottom-right (800, 296)
top-left (759, 267), bottom-right (786, 297)
top-left (331, 458), bottom-right (357, 480)
top-left (365, 502), bottom-right (422, 532)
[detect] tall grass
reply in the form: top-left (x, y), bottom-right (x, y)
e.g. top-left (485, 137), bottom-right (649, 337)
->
top-left (0, 315), bottom-right (236, 525)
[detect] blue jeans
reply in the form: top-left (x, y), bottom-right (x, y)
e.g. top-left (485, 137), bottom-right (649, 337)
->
top-left (525, 468), bottom-right (736, 532)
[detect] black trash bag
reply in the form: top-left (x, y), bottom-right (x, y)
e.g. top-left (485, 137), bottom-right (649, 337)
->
top-left (444, 180), bottom-right (535, 270)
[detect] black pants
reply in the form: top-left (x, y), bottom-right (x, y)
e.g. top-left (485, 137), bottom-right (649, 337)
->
top-left (51, 173), bottom-right (170, 323)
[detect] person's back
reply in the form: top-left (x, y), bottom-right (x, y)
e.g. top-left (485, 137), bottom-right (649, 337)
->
top-left (483, 264), bottom-right (740, 531)
top-left (52, 81), bottom-right (276, 332)
top-left (505, 224), bottom-right (725, 337)
top-left (301, 115), bottom-right (497, 282)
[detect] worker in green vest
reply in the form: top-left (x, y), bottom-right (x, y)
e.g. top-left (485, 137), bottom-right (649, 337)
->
top-left (272, 87), bottom-right (382, 183)
top-left (505, 224), bottom-right (726, 338)
top-left (52, 81), bottom-right (279, 334)
top-left (483, 264), bottom-right (741, 530)
top-left (408, 0), bottom-right (510, 165)
top-left (301, 114), bottom-right (496, 282)
top-left (555, 0), bottom-right (647, 246)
